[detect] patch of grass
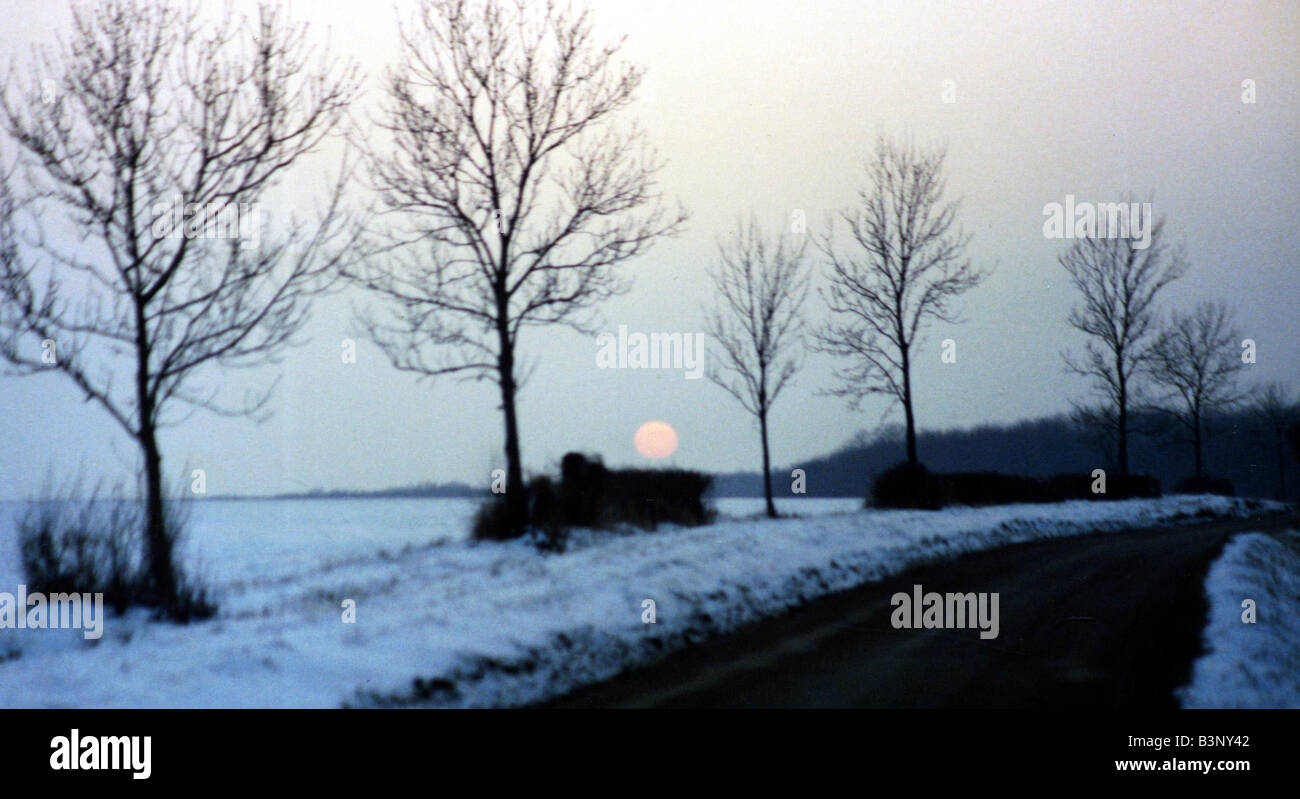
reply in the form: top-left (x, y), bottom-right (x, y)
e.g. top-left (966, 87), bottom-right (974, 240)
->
top-left (17, 478), bottom-right (215, 621)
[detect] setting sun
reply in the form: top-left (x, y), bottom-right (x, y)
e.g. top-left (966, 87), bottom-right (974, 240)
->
top-left (634, 420), bottom-right (678, 459)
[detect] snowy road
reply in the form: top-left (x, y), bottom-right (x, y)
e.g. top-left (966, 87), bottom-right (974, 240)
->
top-left (545, 511), bottom-right (1300, 708)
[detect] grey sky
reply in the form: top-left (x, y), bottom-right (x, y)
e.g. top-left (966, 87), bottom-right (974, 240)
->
top-left (1, 0), bottom-right (1296, 498)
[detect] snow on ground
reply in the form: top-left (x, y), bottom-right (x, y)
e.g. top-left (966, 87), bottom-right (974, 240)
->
top-left (0, 494), bottom-right (1282, 708)
top-left (1177, 529), bottom-right (1300, 708)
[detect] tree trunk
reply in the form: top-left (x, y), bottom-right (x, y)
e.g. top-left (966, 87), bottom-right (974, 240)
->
top-left (760, 407), bottom-right (776, 519)
top-left (901, 348), bottom-right (918, 465)
top-left (496, 324), bottom-right (527, 531)
top-left (1117, 375), bottom-right (1129, 478)
top-left (1192, 411), bottom-right (1203, 480)
top-left (135, 302), bottom-right (176, 613)
top-left (139, 425), bottom-right (175, 612)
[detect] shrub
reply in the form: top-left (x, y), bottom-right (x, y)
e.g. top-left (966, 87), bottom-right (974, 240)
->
top-left (871, 465), bottom-right (1166, 509)
top-left (1043, 472), bottom-right (1162, 501)
top-left (557, 452), bottom-right (715, 530)
top-left (472, 475), bottom-right (567, 548)
top-left (17, 482), bottom-right (215, 620)
top-left (471, 497), bottom-right (522, 542)
top-left (1173, 476), bottom-right (1235, 496)
top-left (940, 472), bottom-right (1056, 506)
top-left (524, 475), bottom-right (568, 551)
top-left (869, 462), bottom-right (943, 510)
top-left (599, 466), bottom-right (716, 529)
top-left (559, 451), bottom-right (608, 528)
top-left (20, 495), bottom-right (143, 613)
top-left (1107, 474), bottom-right (1162, 500)
top-left (1043, 473), bottom-right (1093, 500)
top-left (473, 453), bottom-right (716, 546)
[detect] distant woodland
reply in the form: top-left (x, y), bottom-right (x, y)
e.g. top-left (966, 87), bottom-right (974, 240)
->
top-left (713, 409), bottom-right (1299, 501)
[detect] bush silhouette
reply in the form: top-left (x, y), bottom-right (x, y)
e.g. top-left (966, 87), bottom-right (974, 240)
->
top-left (472, 452), bottom-right (715, 547)
top-left (1173, 476), bottom-right (1235, 496)
top-left (871, 464), bottom-right (1164, 509)
top-left (18, 485), bottom-right (214, 620)
top-left (870, 462), bottom-right (943, 509)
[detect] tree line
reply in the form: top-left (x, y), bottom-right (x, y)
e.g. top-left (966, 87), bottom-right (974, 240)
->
top-left (714, 407), bottom-right (1300, 503)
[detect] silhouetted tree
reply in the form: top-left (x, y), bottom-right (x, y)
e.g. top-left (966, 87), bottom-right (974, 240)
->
top-left (345, 0), bottom-right (685, 532)
top-left (0, 0), bottom-right (358, 615)
top-left (816, 135), bottom-right (986, 466)
top-left (1251, 381), bottom-right (1297, 500)
top-left (705, 215), bottom-right (810, 518)
top-left (1147, 301), bottom-right (1244, 479)
top-left (1059, 196), bottom-right (1186, 476)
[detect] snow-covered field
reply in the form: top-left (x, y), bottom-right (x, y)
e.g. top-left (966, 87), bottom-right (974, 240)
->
top-left (0, 496), bottom-right (861, 594)
top-left (0, 494), bottom-right (1281, 707)
top-left (1178, 529), bottom-right (1300, 709)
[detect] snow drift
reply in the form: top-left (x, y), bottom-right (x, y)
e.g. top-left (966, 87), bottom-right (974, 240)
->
top-left (1178, 528), bottom-right (1300, 708)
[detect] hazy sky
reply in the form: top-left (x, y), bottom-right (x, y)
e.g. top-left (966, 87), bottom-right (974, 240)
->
top-left (1, 0), bottom-right (1297, 498)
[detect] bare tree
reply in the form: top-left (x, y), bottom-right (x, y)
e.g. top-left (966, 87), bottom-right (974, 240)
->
top-left (1059, 198), bottom-right (1186, 477)
top-left (816, 135), bottom-right (986, 466)
top-left (345, 0), bottom-right (685, 531)
top-left (1250, 381), bottom-right (1297, 500)
top-left (0, 0), bottom-right (359, 614)
top-left (1146, 301), bottom-right (1244, 480)
top-left (705, 215), bottom-right (810, 519)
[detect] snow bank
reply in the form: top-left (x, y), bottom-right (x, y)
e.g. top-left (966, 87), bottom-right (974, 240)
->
top-left (0, 494), bottom-right (1281, 708)
top-left (1177, 529), bottom-right (1300, 708)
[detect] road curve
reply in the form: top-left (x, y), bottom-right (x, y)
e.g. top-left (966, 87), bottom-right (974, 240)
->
top-left (542, 510), bottom-right (1299, 708)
